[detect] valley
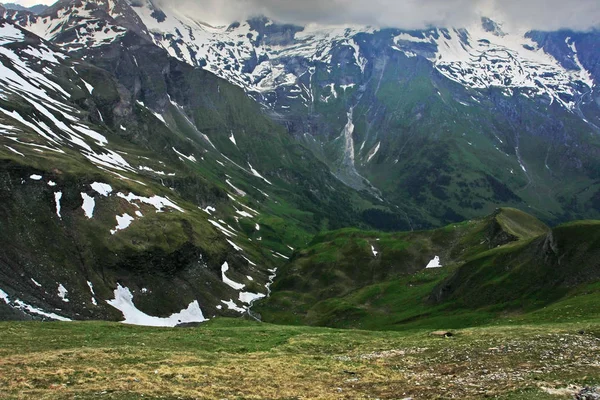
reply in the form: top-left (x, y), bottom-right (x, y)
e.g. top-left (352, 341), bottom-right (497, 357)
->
top-left (0, 0), bottom-right (598, 398)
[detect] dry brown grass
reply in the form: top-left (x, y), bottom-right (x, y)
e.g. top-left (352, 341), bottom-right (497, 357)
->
top-left (0, 320), bottom-right (599, 399)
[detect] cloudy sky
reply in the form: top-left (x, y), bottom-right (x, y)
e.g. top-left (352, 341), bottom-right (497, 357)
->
top-left (11, 0), bottom-right (600, 31)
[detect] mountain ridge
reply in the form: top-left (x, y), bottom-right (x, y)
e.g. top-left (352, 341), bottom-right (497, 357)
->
top-left (0, 0), bottom-right (599, 326)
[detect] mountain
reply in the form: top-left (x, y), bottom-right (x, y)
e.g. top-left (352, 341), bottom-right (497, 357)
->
top-left (0, 0), bottom-right (598, 326)
top-left (0, 17), bottom-right (393, 324)
top-left (1, 3), bottom-right (47, 14)
top-left (255, 208), bottom-right (600, 330)
top-left (3, 0), bottom-right (600, 228)
top-left (79, 0), bottom-right (600, 227)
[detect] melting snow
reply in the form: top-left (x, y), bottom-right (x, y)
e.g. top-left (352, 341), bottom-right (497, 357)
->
top-left (221, 299), bottom-right (246, 313)
top-left (172, 147), bottom-right (197, 162)
top-left (221, 262), bottom-right (245, 290)
top-left (31, 278), bottom-right (42, 287)
top-left (110, 213), bottom-right (134, 235)
top-left (229, 131), bottom-right (237, 146)
top-left (1, 286), bottom-right (71, 320)
top-left (209, 219), bottom-right (237, 237)
top-left (0, 288), bottom-right (9, 303)
top-left (106, 284), bottom-right (207, 327)
top-left (5, 146), bottom-right (24, 156)
top-left (235, 209), bottom-right (253, 218)
top-left (274, 252), bottom-right (290, 260)
top-left (242, 255), bottom-right (257, 266)
top-left (117, 192), bottom-right (184, 213)
top-left (29, 174), bottom-right (42, 181)
top-left (87, 281), bottom-right (97, 306)
top-left (57, 284), bottom-right (69, 302)
top-left (239, 291), bottom-right (265, 304)
top-left (226, 179), bottom-right (246, 197)
top-left (425, 256), bottom-right (442, 269)
top-left (91, 182), bottom-right (112, 196)
top-left (152, 111), bottom-right (166, 124)
top-left (226, 239), bottom-right (243, 252)
top-left (81, 78), bottom-right (94, 94)
top-left (81, 193), bottom-right (95, 219)
top-left (202, 206), bottom-right (216, 215)
top-left (366, 142), bottom-right (381, 163)
top-left (54, 192), bottom-right (62, 218)
top-left (371, 245), bottom-right (378, 257)
top-left (248, 163), bottom-right (272, 185)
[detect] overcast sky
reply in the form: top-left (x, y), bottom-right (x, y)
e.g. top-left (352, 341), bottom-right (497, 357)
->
top-left (11, 0), bottom-right (600, 31)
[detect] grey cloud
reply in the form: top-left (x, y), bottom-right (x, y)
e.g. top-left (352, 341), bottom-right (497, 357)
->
top-left (155, 0), bottom-right (600, 31)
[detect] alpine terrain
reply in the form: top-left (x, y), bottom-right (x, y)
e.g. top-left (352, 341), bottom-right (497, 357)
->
top-left (0, 0), bottom-right (599, 398)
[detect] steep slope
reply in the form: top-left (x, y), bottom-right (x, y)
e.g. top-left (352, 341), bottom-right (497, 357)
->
top-left (256, 208), bottom-right (600, 330)
top-left (0, 19), bottom-right (275, 323)
top-left (0, 18), bottom-right (391, 324)
top-left (3, 0), bottom-right (599, 227)
top-left (99, 2), bottom-right (600, 227)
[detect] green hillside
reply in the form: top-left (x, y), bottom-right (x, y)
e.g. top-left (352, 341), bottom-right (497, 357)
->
top-left (255, 209), bottom-right (600, 330)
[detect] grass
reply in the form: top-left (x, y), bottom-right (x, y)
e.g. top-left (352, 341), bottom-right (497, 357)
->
top-left (256, 209), bottom-right (600, 334)
top-left (0, 318), bottom-right (599, 399)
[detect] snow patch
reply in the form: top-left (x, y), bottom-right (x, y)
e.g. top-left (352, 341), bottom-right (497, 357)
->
top-left (117, 192), bottom-right (184, 213)
top-left (221, 262), bottom-right (245, 290)
top-left (248, 163), bottom-right (272, 185)
top-left (226, 239), bottom-right (243, 252)
top-left (81, 193), bottom-right (95, 219)
top-left (106, 284), bottom-right (207, 327)
top-left (371, 245), bottom-right (378, 257)
top-left (239, 291), bottom-right (265, 304)
top-left (80, 78), bottom-right (94, 94)
top-left (202, 206), bottom-right (216, 215)
top-left (221, 299), bottom-right (246, 313)
top-left (110, 213), bottom-right (134, 235)
top-left (54, 192), bottom-right (62, 218)
top-left (366, 142), bottom-right (381, 163)
top-left (57, 284), bottom-right (69, 302)
top-left (91, 182), bottom-right (112, 196)
top-left (425, 256), bottom-right (442, 269)
top-left (87, 281), bottom-right (97, 306)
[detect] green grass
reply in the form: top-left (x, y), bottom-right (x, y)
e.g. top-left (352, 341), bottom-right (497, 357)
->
top-left (256, 208), bottom-right (600, 333)
top-left (0, 318), bottom-right (599, 399)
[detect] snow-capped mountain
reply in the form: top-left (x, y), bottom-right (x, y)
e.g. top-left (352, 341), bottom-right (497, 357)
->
top-left (4, 0), bottom-right (596, 110)
top-left (0, 16), bottom-right (374, 323)
top-left (0, 0), bottom-right (599, 324)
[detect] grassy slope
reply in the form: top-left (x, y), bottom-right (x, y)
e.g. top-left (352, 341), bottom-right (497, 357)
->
top-left (0, 26), bottom-right (398, 321)
top-left (256, 208), bottom-right (600, 331)
top-left (0, 318), bottom-right (599, 399)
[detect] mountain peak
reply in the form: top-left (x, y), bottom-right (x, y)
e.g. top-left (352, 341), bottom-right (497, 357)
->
top-left (481, 16), bottom-right (506, 36)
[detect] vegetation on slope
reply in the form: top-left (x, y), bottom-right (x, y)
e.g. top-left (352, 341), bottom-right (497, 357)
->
top-left (256, 208), bottom-right (600, 331)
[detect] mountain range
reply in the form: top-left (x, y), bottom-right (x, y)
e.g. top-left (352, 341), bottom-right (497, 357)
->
top-left (0, 3), bottom-right (47, 14)
top-left (0, 0), bottom-right (598, 326)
